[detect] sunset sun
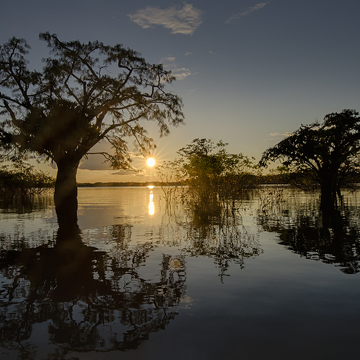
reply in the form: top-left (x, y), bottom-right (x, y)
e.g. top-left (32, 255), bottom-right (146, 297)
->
top-left (146, 158), bottom-right (156, 167)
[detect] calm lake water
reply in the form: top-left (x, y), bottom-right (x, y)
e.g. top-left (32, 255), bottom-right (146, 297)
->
top-left (1, 186), bottom-right (360, 360)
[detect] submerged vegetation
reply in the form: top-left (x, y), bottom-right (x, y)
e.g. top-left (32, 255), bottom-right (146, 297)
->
top-left (260, 109), bottom-right (360, 206)
top-left (2, 104), bottom-right (360, 215)
top-left (0, 160), bottom-right (54, 198)
top-left (156, 139), bottom-right (260, 228)
top-left (158, 139), bottom-right (259, 191)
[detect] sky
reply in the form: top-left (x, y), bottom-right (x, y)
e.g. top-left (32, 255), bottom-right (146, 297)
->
top-left (1, 0), bottom-right (360, 182)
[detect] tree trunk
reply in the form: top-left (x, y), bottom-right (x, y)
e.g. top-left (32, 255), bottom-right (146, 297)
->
top-left (54, 160), bottom-right (79, 229)
top-left (320, 176), bottom-right (337, 210)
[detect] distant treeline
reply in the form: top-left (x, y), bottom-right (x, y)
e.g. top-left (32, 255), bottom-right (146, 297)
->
top-left (77, 181), bottom-right (184, 187)
top-left (2, 165), bottom-right (359, 193)
top-left (76, 174), bottom-right (293, 187)
top-left (260, 172), bottom-right (360, 188)
top-left (78, 172), bottom-right (360, 188)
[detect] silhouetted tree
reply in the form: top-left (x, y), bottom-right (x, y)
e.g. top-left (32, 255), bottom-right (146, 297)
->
top-left (177, 138), bottom-right (257, 203)
top-left (0, 33), bottom-right (183, 220)
top-left (259, 110), bottom-right (360, 207)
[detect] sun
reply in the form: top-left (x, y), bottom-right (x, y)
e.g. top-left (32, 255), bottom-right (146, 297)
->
top-left (146, 158), bottom-right (156, 167)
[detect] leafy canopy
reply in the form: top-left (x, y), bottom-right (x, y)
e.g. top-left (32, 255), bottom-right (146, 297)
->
top-left (157, 138), bottom-right (257, 201)
top-left (0, 33), bottom-right (184, 169)
top-left (178, 138), bottom-right (254, 179)
top-left (259, 109), bottom-right (360, 189)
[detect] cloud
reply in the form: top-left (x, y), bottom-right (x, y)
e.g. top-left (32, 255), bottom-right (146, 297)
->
top-left (161, 56), bottom-right (176, 62)
top-left (128, 3), bottom-right (204, 35)
top-left (161, 57), bottom-right (196, 80)
top-left (185, 52), bottom-right (193, 56)
top-left (112, 169), bottom-right (139, 176)
top-left (226, 3), bottom-right (268, 24)
top-left (172, 67), bottom-right (195, 80)
top-left (270, 132), bottom-right (293, 137)
top-left (79, 159), bottom-right (112, 170)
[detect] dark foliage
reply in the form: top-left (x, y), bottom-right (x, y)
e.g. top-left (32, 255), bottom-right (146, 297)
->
top-left (260, 109), bottom-right (360, 205)
top-left (0, 33), bottom-right (183, 215)
top-left (0, 160), bottom-right (54, 197)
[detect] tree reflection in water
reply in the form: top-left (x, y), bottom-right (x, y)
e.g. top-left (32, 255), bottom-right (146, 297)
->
top-left (0, 188), bottom-right (265, 358)
top-left (159, 189), bottom-right (263, 282)
top-left (5, 187), bottom-right (358, 358)
top-left (0, 216), bottom-right (186, 358)
top-left (257, 188), bottom-right (360, 274)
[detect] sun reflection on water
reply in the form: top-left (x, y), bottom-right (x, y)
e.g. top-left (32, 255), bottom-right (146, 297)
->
top-left (148, 188), bottom-right (155, 215)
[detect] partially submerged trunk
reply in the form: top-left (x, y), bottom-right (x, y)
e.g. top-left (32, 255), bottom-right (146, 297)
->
top-left (54, 159), bottom-right (79, 228)
top-left (320, 174), bottom-right (339, 210)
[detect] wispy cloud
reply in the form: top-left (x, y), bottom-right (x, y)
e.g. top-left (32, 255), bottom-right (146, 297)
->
top-left (112, 169), bottom-right (138, 176)
top-left (172, 68), bottom-right (195, 80)
top-left (160, 56), bottom-right (176, 62)
top-left (128, 3), bottom-right (204, 35)
top-left (226, 3), bottom-right (268, 24)
top-left (161, 56), bottom-right (196, 80)
top-left (270, 132), bottom-right (293, 137)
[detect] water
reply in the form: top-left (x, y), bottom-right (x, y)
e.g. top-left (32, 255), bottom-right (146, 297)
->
top-left (0, 187), bottom-right (360, 360)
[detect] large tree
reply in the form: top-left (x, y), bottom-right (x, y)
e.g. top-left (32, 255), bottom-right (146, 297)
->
top-left (259, 109), bottom-right (360, 206)
top-left (0, 33), bottom-right (183, 220)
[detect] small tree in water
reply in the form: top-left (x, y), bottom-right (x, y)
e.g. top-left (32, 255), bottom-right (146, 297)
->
top-left (157, 138), bottom-right (258, 217)
top-left (259, 109), bottom-right (360, 207)
top-left (178, 138), bottom-right (257, 203)
top-left (0, 33), bottom-right (183, 223)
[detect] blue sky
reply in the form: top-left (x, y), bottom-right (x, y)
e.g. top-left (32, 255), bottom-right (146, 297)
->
top-left (1, 0), bottom-right (360, 182)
